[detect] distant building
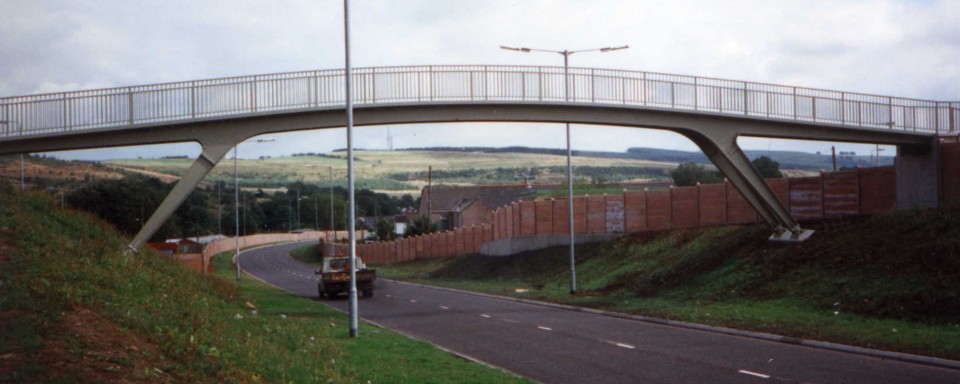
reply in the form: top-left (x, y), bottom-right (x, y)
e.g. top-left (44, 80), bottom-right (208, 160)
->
top-left (393, 213), bottom-right (416, 235)
top-left (417, 184), bottom-right (543, 230)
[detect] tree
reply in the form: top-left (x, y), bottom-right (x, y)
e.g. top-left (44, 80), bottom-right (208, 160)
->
top-left (375, 218), bottom-right (397, 241)
top-left (751, 156), bottom-right (783, 179)
top-left (403, 215), bottom-right (438, 237)
top-left (670, 162), bottom-right (722, 187)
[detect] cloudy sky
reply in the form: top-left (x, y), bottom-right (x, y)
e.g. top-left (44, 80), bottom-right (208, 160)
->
top-left (2, 0), bottom-right (958, 160)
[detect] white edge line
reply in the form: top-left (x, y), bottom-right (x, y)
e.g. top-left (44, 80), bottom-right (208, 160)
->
top-left (738, 370), bottom-right (770, 379)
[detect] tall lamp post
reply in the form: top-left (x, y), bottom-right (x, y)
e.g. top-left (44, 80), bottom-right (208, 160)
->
top-left (233, 138), bottom-right (274, 281)
top-left (343, 0), bottom-right (360, 338)
top-left (500, 44), bottom-right (628, 294)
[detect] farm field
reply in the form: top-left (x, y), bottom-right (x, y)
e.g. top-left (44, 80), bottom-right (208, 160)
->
top-left (107, 149), bottom-right (681, 194)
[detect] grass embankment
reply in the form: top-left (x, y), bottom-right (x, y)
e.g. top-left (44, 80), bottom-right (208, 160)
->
top-left (0, 183), bottom-right (527, 383)
top-left (378, 206), bottom-right (960, 360)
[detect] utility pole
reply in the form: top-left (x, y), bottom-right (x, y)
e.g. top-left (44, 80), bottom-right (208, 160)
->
top-left (831, 146), bottom-right (837, 172)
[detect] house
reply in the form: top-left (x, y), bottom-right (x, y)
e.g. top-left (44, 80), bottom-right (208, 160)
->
top-left (417, 184), bottom-right (543, 230)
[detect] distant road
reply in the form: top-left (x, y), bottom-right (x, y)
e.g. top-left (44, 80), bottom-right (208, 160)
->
top-left (241, 243), bottom-right (960, 384)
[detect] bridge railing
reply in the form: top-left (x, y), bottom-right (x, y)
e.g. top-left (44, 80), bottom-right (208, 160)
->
top-left (1, 65), bottom-right (957, 139)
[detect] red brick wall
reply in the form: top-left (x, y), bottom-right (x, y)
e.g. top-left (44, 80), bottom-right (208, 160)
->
top-left (624, 191), bottom-right (647, 232)
top-left (860, 167), bottom-right (896, 214)
top-left (671, 187), bottom-right (698, 228)
top-left (789, 176), bottom-right (823, 220)
top-left (726, 182), bottom-right (759, 224)
top-left (535, 200), bottom-right (554, 235)
top-left (552, 199), bottom-right (569, 235)
top-left (369, 167), bottom-right (901, 265)
top-left (646, 190), bottom-right (671, 230)
top-left (573, 196), bottom-right (588, 235)
top-left (698, 184), bottom-right (726, 226)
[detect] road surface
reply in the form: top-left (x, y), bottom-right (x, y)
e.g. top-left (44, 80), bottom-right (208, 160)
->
top-left (241, 242), bottom-right (960, 384)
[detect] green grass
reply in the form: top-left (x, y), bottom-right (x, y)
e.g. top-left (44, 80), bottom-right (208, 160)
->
top-left (210, 254), bottom-right (529, 384)
top-left (0, 181), bottom-right (528, 383)
top-left (376, 208), bottom-right (960, 360)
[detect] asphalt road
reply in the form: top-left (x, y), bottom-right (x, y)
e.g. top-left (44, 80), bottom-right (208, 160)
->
top-left (241, 242), bottom-right (960, 384)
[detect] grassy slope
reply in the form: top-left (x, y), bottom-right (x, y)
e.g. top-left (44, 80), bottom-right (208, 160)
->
top-left (0, 183), bottom-right (527, 383)
top-left (378, 206), bottom-right (960, 360)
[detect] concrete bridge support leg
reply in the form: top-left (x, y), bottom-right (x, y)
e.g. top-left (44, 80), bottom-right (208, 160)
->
top-left (127, 140), bottom-right (235, 252)
top-left (896, 143), bottom-right (940, 209)
top-left (683, 130), bottom-right (814, 242)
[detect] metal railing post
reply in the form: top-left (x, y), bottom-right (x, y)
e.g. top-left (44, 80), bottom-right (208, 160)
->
top-left (62, 93), bottom-right (69, 130)
top-left (743, 83), bottom-right (748, 115)
top-left (250, 78), bottom-right (258, 112)
top-left (641, 72), bottom-right (648, 106)
top-left (951, 107), bottom-right (957, 133)
top-left (190, 82), bottom-right (197, 118)
top-left (483, 65), bottom-right (488, 101)
top-left (538, 67), bottom-right (543, 101)
top-left (429, 65), bottom-right (434, 101)
top-left (127, 91), bottom-right (134, 125)
top-left (693, 77), bottom-right (699, 111)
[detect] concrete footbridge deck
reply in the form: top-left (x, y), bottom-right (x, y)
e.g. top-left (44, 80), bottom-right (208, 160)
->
top-left (1, 65), bottom-right (956, 248)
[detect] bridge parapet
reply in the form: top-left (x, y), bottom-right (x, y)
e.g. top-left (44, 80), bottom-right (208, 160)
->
top-left (1, 65), bottom-right (957, 139)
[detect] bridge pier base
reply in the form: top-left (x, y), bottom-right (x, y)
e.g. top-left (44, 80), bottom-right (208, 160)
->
top-left (127, 138), bottom-right (236, 252)
top-left (682, 129), bottom-right (814, 242)
top-left (896, 141), bottom-right (941, 209)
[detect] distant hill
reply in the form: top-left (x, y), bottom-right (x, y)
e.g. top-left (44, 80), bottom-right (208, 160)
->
top-left (399, 146), bottom-right (893, 171)
top-left (625, 147), bottom-right (893, 171)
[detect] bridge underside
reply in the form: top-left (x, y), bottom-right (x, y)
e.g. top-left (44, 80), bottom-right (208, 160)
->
top-left (0, 103), bottom-right (935, 249)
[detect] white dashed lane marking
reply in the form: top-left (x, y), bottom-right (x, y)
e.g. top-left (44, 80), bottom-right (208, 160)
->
top-left (738, 370), bottom-right (770, 379)
top-left (610, 342), bottom-right (635, 350)
top-left (537, 326), bottom-right (552, 331)
top-left (481, 314), bottom-right (492, 318)
top-left (409, 299), bottom-right (417, 303)
top-left (439, 306), bottom-right (449, 310)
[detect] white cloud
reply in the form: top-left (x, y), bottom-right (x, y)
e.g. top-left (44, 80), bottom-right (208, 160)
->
top-left (2, 0), bottom-right (956, 160)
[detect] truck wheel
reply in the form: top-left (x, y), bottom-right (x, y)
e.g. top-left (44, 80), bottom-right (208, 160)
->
top-left (362, 289), bottom-right (373, 298)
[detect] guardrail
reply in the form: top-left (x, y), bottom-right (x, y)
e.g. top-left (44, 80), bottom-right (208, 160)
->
top-left (1, 65), bottom-right (957, 138)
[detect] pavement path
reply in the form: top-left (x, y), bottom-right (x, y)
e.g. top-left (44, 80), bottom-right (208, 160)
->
top-left (241, 242), bottom-right (960, 384)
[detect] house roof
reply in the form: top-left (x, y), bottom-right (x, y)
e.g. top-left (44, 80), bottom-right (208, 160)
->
top-left (418, 184), bottom-right (541, 214)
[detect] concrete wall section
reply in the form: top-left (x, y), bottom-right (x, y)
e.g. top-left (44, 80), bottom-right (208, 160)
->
top-left (896, 144), bottom-right (940, 209)
top-left (941, 140), bottom-right (960, 203)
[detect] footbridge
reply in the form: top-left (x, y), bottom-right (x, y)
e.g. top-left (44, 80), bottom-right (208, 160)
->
top-left (1, 65), bottom-right (956, 249)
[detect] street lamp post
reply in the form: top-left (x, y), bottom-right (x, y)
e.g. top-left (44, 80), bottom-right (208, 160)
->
top-left (344, 0), bottom-right (359, 338)
top-left (233, 138), bottom-right (274, 281)
top-left (500, 44), bottom-right (628, 294)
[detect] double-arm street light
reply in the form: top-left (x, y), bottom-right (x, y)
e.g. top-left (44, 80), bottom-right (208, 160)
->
top-left (233, 138), bottom-right (275, 281)
top-left (500, 44), bottom-right (629, 294)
